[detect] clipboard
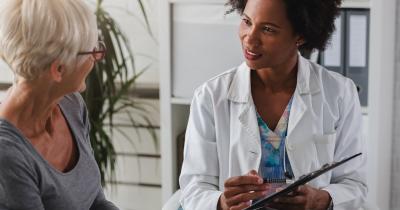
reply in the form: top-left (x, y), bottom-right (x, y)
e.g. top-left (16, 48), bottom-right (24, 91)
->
top-left (245, 153), bottom-right (362, 210)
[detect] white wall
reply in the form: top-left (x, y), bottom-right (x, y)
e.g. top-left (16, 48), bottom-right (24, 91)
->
top-left (367, 0), bottom-right (397, 209)
top-left (0, 61), bottom-right (12, 83)
top-left (391, 1), bottom-right (400, 209)
top-left (0, 91), bottom-right (7, 101)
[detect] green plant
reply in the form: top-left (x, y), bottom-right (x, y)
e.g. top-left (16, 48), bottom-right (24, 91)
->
top-left (81, 0), bottom-right (157, 185)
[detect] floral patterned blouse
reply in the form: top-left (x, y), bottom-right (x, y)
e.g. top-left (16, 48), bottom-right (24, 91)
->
top-left (257, 97), bottom-right (294, 188)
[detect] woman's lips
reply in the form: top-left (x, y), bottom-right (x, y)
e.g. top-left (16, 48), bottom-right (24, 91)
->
top-left (244, 49), bottom-right (262, 60)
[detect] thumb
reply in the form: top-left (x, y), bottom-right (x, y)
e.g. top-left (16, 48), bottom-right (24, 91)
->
top-left (247, 169), bottom-right (259, 176)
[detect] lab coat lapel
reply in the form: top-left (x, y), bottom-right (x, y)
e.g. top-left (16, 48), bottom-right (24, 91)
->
top-left (228, 63), bottom-right (261, 171)
top-left (286, 55), bottom-right (322, 177)
top-left (287, 54), bottom-right (319, 139)
top-left (238, 104), bottom-right (262, 171)
top-left (287, 92), bottom-right (307, 139)
top-left (238, 104), bottom-right (261, 154)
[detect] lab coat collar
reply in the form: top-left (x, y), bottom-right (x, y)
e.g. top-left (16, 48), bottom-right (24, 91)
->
top-left (227, 62), bottom-right (251, 103)
top-left (297, 54), bottom-right (321, 95)
top-left (227, 53), bottom-right (321, 103)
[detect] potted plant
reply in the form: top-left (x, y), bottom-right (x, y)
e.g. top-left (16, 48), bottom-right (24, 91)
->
top-left (81, 0), bottom-right (157, 185)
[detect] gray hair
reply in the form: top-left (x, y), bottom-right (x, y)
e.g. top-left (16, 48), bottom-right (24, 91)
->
top-left (0, 0), bottom-right (98, 80)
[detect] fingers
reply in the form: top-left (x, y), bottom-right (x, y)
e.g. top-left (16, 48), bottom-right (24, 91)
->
top-left (230, 201), bottom-right (252, 210)
top-left (273, 186), bottom-right (308, 204)
top-left (247, 169), bottom-right (259, 176)
top-left (224, 183), bottom-right (270, 198)
top-left (221, 170), bottom-right (267, 210)
top-left (293, 185), bottom-right (309, 194)
top-left (226, 190), bottom-right (268, 207)
top-left (224, 174), bottom-right (263, 188)
top-left (274, 195), bottom-right (307, 205)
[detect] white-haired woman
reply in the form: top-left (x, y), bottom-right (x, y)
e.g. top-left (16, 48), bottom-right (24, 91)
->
top-left (0, 0), bottom-right (119, 209)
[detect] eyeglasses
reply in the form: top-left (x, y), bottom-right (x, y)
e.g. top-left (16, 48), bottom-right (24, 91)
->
top-left (77, 41), bottom-right (106, 61)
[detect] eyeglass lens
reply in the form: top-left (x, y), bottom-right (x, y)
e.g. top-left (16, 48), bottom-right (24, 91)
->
top-left (93, 42), bottom-right (105, 61)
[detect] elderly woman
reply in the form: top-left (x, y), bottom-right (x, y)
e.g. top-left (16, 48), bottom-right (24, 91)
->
top-left (179, 0), bottom-right (367, 209)
top-left (0, 0), bottom-right (119, 209)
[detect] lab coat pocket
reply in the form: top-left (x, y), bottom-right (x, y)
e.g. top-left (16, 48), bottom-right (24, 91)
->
top-left (313, 133), bottom-right (336, 165)
top-left (311, 133), bottom-right (336, 187)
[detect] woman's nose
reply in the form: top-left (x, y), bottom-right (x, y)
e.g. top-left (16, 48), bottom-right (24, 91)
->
top-left (246, 28), bottom-right (261, 48)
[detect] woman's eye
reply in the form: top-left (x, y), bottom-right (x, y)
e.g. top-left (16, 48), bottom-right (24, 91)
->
top-left (242, 18), bottom-right (251, 26)
top-left (263, 26), bottom-right (274, 33)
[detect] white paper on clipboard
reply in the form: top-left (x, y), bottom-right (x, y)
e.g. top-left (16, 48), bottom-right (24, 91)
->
top-left (324, 16), bottom-right (342, 67)
top-left (349, 15), bottom-right (368, 68)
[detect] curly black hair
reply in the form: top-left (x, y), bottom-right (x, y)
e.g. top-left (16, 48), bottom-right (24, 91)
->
top-left (226, 0), bottom-right (342, 51)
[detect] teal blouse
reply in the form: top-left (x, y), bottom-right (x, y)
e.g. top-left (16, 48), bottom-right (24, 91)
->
top-left (257, 97), bottom-right (294, 183)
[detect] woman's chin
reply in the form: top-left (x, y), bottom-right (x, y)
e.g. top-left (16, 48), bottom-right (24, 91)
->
top-left (77, 83), bottom-right (87, 93)
top-left (245, 60), bottom-right (264, 70)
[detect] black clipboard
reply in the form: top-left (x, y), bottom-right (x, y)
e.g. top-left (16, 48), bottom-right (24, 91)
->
top-left (245, 153), bottom-right (362, 210)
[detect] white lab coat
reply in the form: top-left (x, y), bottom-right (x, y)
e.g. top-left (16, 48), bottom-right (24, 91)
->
top-left (179, 55), bottom-right (367, 210)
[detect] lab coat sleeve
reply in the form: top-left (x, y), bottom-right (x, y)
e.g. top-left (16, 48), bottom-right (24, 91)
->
top-left (322, 78), bottom-right (368, 210)
top-left (179, 86), bottom-right (222, 210)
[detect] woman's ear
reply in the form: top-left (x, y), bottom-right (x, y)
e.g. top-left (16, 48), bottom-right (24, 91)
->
top-left (295, 37), bottom-right (305, 47)
top-left (49, 60), bottom-right (64, 82)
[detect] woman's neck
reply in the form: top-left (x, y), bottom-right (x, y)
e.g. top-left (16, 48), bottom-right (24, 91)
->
top-left (0, 81), bottom-right (62, 137)
top-left (252, 53), bottom-right (298, 92)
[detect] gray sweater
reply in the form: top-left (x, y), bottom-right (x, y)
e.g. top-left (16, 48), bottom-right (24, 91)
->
top-left (0, 93), bottom-right (119, 210)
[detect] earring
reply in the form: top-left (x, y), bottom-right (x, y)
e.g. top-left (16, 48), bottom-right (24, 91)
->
top-left (296, 41), bottom-right (304, 47)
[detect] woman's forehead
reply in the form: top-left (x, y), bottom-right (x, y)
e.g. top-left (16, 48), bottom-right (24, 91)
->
top-left (243, 0), bottom-right (289, 26)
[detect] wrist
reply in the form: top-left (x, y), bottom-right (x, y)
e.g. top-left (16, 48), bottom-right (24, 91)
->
top-left (217, 196), bottom-right (222, 210)
top-left (217, 194), bottom-right (226, 210)
top-left (327, 198), bottom-right (334, 210)
top-left (315, 189), bottom-right (332, 210)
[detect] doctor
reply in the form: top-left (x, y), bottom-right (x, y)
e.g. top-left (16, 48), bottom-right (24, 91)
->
top-left (179, 0), bottom-right (367, 209)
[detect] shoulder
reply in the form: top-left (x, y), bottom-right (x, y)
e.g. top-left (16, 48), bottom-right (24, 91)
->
top-left (309, 61), bottom-right (358, 100)
top-left (0, 120), bottom-right (26, 153)
top-left (0, 121), bottom-right (31, 161)
top-left (0, 133), bottom-right (41, 209)
top-left (307, 61), bottom-right (360, 119)
top-left (193, 66), bottom-right (239, 99)
top-left (0, 132), bottom-right (33, 173)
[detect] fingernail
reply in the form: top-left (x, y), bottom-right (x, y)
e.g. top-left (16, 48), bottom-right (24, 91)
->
top-left (274, 198), bottom-right (279, 202)
top-left (258, 178), bottom-right (263, 184)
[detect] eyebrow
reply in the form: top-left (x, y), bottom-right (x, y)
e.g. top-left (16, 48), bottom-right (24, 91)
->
top-left (242, 13), bottom-right (282, 29)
